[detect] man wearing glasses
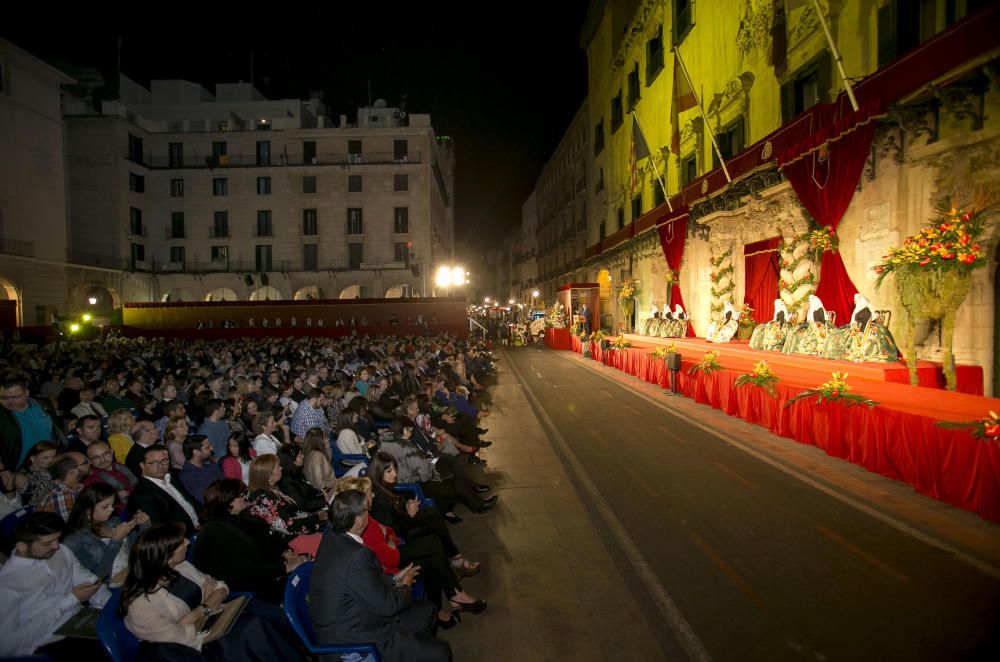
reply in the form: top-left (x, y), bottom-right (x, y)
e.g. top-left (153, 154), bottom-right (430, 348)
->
top-left (0, 378), bottom-right (65, 471)
top-left (128, 445), bottom-right (200, 535)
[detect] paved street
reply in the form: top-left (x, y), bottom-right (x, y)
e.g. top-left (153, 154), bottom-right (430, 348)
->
top-left (446, 346), bottom-right (1000, 661)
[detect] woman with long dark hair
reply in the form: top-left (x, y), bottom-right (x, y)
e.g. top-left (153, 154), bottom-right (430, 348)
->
top-left (367, 452), bottom-right (485, 615)
top-left (119, 524), bottom-right (304, 659)
top-left (219, 431), bottom-right (255, 485)
top-left (192, 479), bottom-right (307, 604)
top-left (63, 483), bottom-right (149, 580)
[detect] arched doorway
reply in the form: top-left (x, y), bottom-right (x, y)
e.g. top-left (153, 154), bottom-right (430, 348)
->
top-left (161, 288), bottom-right (196, 302)
top-left (249, 286), bottom-right (283, 301)
top-left (72, 284), bottom-right (122, 315)
top-left (384, 284), bottom-right (413, 298)
top-left (294, 286), bottom-right (325, 300)
top-left (339, 284), bottom-right (367, 299)
top-left (205, 287), bottom-right (239, 302)
top-left (0, 276), bottom-right (21, 327)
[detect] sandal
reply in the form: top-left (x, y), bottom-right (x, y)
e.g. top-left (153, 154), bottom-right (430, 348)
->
top-left (450, 557), bottom-right (481, 577)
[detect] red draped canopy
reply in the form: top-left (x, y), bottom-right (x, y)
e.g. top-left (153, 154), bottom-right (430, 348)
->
top-left (656, 212), bottom-right (697, 337)
top-left (743, 238), bottom-right (781, 324)
top-left (778, 101), bottom-right (884, 322)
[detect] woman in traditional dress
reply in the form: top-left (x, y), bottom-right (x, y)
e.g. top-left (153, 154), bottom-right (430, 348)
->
top-left (749, 299), bottom-right (791, 351)
top-left (825, 294), bottom-right (900, 363)
top-left (640, 305), bottom-right (659, 336)
top-left (667, 304), bottom-right (689, 338)
top-left (706, 301), bottom-right (739, 343)
top-left (783, 295), bottom-right (833, 356)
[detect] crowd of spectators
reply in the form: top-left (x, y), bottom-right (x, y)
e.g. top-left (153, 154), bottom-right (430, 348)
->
top-left (0, 330), bottom-right (498, 661)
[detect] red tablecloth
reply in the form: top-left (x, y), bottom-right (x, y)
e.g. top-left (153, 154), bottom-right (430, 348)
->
top-left (544, 328), bottom-right (572, 351)
top-left (571, 343), bottom-right (1000, 522)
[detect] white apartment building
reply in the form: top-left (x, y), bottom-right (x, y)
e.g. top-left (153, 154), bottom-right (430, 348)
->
top-left (63, 75), bottom-right (455, 304)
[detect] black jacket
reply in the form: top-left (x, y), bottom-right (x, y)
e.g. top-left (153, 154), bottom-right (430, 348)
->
top-left (192, 513), bottom-right (289, 604)
top-left (128, 476), bottom-right (200, 536)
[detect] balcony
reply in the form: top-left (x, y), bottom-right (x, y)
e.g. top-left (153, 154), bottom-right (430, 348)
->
top-left (141, 151), bottom-right (423, 170)
top-left (0, 237), bottom-right (35, 258)
top-left (209, 227), bottom-right (230, 239)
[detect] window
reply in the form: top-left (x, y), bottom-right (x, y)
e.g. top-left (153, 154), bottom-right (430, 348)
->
top-left (170, 178), bottom-right (184, 197)
top-left (256, 210), bottom-right (273, 237)
top-left (594, 120), bottom-right (605, 156)
top-left (682, 154), bottom-right (698, 187)
top-left (348, 175), bottom-right (363, 192)
top-left (674, 0), bottom-right (693, 45)
top-left (347, 208), bottom-right (363, 235)
top-left (211, 246), bottom-right (228, 263)
top-left (646, 25), bottom-right (665, 85)
top-left (257, 176), bottom-right (271, 195)
top-left (212, 141), bottom-right (227, 159)
top-left (394, 242), bottom-right (410, 264)
top-left (394, 174), bottom-right (409, 192)
top-left (129, 207), bottom-right (143, 236)
top-left (303, 141), bottom-right (317, 164)
top-left (303, 176), bottom-right (317, 194)
top-left (780, 52), bottom-right (831, 122)
top-left (394, 139), bottom-right (408, 161)
top-left (654, 181), bottom-right (666, 206)
top-left (599, 221), bottom-right (607, 242)
top-left (212, 211), bottom-right (229, 238)
top-left (616, 207), bottom-right (625, 231)
top-left (393, 207), bottom-right (409, 233)
top-left (348, 140), bottom-right (362, 164)
top-left (596, 167), bottom-right (605, 192)
top-left (303, 243), bottom-right (318, 271)
top-left (255, 245), bottom-right (272, 272)
top-left (713, 116), bottom-right (746, 168)
top-left (212, 178), bottom-right (228, 196)
top-left (169, 246), bottom-right (185, 266)
top-left (610, 92), bottom-right (624, 133)
top-left (627, 63), bottom-right (640, 111)
top-left (631, 194), bottom-right (642, 221)
top-left (256, 141), bottom-right (271, 166)
top-left (130, 243), bottom-right (145, 267)
top-left (128, 134), bottom-right (143, 163)
top-left (168, 143), bottom-right (183, 168)
top-left (129, 172), bottom-right (145, 193)
top-left (170, 212), bottom-right (185, 239)
top-left (302, 209), bottom-right (318, 236)
top-left (348, 243), bottom-right (364, 270)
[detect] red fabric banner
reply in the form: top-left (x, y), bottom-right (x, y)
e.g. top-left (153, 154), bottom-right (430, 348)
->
top-left (743, 238), bottom-right (781, 324)
top-left (656, 213), bottom-right (697, 337)
top-left (813, 250), bottom-right (860, 325)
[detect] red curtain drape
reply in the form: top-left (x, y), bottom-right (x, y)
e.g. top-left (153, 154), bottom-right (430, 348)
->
top-left (656, 212), bottom-right (696, 337)
top-left (777, 101), bottom-right (883, 322)
top-left (743, 238), bottom-right (781, 324)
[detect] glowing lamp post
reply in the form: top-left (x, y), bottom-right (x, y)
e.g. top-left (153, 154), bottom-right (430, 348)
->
top-left (435, 265), bottom-right (468, 297)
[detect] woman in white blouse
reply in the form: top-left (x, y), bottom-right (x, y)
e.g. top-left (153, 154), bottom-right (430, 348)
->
top-left (251, 411), bottom-right (282, 456)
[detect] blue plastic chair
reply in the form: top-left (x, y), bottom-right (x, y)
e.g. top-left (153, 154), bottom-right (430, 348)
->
top-left (329, 435), bottom-right (368, 478)
top-left (283, 562), bottom-right (382, 660)
top-left (97, 590), bottom-right (140, 662)
top-left (393, 483), bottom-right (435, 509)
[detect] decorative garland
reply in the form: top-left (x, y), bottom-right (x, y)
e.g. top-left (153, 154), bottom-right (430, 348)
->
top-left (688, 350), bottom-right (722, 375)
top-left (734, 361), bottom-right (780, 398)
top-left (709, 264), bottom-right (734, 284)
top-left (778, 233), bottom-right (818, 317)
top-left (709, 249), bottom-right (733, 269)
top-left (784, 372), bottom-right (879, 409)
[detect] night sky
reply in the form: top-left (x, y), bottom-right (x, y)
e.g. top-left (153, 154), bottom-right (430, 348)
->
top-left (3, 4), bottom-right (590, 265)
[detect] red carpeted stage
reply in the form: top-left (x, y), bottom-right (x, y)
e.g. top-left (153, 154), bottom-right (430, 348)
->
top-left (555, 333), bottom-right (1000, 522)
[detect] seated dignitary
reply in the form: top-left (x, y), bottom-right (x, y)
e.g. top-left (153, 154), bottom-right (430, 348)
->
top-left (127, 444), bottom-right (201, 536)
top-left (310, 489), bottom-right (451, 662)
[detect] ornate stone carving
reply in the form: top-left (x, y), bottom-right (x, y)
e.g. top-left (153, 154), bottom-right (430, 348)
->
top-left (735, 0), bottom-right (773, 61)
top-left (789, 3), bottom-right (821, 48)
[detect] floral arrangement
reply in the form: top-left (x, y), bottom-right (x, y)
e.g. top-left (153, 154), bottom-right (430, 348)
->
top-left (784, 372), bottom-right (879, 409)
top-left (589, 329), bottom-right (607, 342)
top-left (738, 304), bottom-right (755, 325)
top-left (874, 195), bottom-right (991, 288)
top-left (652, 343), bottom-right (679, 360)
top-left (529, 317), bottom-right (546, 338)
top-left (664, 268), bottom-right (678, 287)
top-left (734, 361), bottom-right (780, 398)
top-left (545, 302), bottom-right (567, 329)
top-left (807, 227), bottom-right (839, 261)
top-left (688, 350), bottom-right (722, 375)
top-left (937, 410), bottom-right (1000, 442)
top-left (618, 278), bottom-right (639, 328)
top-left (609, 334), bottom-right (632, 351)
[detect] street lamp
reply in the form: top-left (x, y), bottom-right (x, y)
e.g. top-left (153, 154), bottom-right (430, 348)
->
top-left (434, 265), bottom-right (467, 297)
top-left (88, 296), bottom-right (97, 305)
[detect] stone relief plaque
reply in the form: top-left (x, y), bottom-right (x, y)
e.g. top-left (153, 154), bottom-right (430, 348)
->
top-left (856, 202), bottom-right (895, 282)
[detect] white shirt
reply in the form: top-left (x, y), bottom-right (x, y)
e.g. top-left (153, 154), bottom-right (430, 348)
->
top-left (145, 474), bottom-right (200, 528)
top-left (71, 401), bottom-right (108, 419)
top-left (253, 434), bottom-right (281, 456)
top-left (0, 546), bottom-right (112, 656)
top-left (346, 531), bottom-right (364, 545)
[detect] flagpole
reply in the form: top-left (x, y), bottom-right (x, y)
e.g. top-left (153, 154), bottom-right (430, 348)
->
top-left (631, 112), bottom-right (674, 213)
top-left (673, 47), bottom-right (732, 184)
top-left (811, 0), bottom-right (859, 111)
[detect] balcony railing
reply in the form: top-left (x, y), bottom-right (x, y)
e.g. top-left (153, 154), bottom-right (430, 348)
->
top-left (137, 151), bottom-right (422, 170)
top-left (0, 237), bottom-right (35, 258)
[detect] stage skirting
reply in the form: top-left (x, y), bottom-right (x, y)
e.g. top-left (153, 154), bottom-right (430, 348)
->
top-left (544, 328), bottom-right (573, 351)
top-left (566, 335), bottom-right (1000, 522)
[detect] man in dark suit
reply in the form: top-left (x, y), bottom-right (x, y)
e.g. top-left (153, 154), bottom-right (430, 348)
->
top-left (127, 444), bottom-right (200, 536)
top-left (310, 490), bottom-right (450, 662)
